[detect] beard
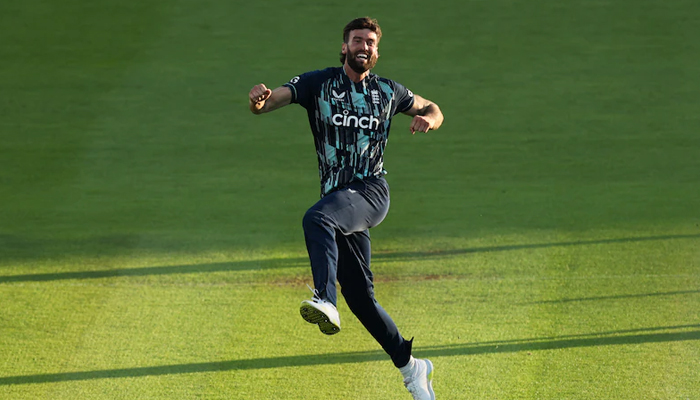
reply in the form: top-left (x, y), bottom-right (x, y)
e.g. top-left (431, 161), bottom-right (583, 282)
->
top-left (345, 47), bottom-right (378, 74)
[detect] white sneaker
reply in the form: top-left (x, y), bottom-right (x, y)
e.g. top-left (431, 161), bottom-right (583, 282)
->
top-left (300, 295), bottom-right (341, 335)
top-left (402, 358), bottom-right (435, 400)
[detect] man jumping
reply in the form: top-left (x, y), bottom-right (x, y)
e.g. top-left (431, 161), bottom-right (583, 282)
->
top-left (248, 17), bottom-right (444, 400)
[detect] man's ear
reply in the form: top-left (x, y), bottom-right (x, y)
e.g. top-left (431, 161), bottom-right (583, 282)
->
top-left (341, 43), bottom-right (347, 55)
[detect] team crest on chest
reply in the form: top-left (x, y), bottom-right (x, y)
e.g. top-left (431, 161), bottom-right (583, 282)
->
top-left (371, 90), bottom-right (381, 105)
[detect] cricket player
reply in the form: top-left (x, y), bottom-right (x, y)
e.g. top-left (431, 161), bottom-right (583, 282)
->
top-left (249, 17), bottom-right (444, 399)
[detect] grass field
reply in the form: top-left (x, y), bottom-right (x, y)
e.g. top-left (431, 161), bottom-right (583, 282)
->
top-left (1, 0), bottom-right (699, 399)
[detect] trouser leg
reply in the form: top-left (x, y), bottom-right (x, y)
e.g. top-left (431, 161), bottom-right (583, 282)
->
top-left (302, 178), bottom-right (389, 306)
top-left (337, 230), bottom-right (412, 368)
top-left (301, 178), bottom-right (411, 366)
top-left (302, 209), bottom-right (340, 304)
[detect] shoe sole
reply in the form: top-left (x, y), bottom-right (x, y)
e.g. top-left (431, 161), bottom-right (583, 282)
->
top-left (425, 359), bottom-right (435, 400)
top-left (300, 302), bottom-right (340, 335)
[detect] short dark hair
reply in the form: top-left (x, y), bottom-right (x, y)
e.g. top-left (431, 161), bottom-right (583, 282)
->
top-left (339, 17), bottom-right (382, 64)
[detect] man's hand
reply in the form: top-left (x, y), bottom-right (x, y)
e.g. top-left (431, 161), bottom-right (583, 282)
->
top-left (249, 84), bottom-right (272, 112)
top-left (410, 115), bottom-right (435, 134)
top-left (402, 94), bottom-right (443, 134)
top-left (248, 84), bottom-right (292, 114)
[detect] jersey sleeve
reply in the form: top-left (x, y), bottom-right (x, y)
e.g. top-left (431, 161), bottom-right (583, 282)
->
top-left (283, 69), bottom-right (326, 110)
top-left (392, 81), bottom-right (415, 115)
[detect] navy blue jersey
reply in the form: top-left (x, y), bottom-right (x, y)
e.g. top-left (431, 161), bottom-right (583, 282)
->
top-left (284, 67), bottom-right (415, 197)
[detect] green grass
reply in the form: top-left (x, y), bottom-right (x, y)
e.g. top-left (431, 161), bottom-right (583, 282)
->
top-left (1, 0), bottom-right (699, 398)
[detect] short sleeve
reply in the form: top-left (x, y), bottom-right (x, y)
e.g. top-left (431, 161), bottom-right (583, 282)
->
top-left (283, 70), bottom-right (325, 109)
top-left (392, 81), bottom-right (415, 115)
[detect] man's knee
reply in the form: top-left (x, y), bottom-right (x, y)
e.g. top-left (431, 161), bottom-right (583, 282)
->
top-left (302, 208), bottom-right (328, 231)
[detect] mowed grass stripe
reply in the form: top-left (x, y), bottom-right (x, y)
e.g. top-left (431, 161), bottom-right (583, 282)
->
top-left (2, 231), bottom-right (698, 282)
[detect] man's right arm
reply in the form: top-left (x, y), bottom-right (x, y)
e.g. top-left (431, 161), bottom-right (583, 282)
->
top-left (249, 84), bottom-right (293, 114)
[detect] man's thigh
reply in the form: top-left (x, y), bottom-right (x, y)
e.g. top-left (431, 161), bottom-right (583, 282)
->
top-left (308, 179), bottom-right (389, 234)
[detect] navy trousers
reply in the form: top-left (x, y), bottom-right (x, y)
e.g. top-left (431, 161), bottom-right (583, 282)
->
top-left (302, 177), bottom-right (412, 368)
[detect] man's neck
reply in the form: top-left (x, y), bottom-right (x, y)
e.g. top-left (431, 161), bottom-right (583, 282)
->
top-left (343, 63), bottom-right (370, 83)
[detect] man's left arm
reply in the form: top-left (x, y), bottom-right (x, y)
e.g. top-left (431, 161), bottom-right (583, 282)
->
top-left (402, 94), bottom-right (444, 134)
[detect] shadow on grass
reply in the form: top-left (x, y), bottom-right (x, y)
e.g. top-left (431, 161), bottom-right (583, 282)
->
top-left (373, 233), bottom-right (700, 261)
top-left (0, 258), bottom-right (309, 283)
top-left (1, 233), bottom-right (698, 283)
top-left (521, 289), bottom-right (700, 305)
top-left (1, 324), bottom-right (698, 385)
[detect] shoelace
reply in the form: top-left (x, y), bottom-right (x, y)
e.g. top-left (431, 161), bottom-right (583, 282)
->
top-left (403, 362), bottom-right (424, 394)
top-left (306, 283), bottom-right (321, 300)
top-left (405, 380), bottom-right (422, 397)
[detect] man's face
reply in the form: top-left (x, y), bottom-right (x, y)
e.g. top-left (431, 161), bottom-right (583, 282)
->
top-left (342, 29), bottom-right (379, 73)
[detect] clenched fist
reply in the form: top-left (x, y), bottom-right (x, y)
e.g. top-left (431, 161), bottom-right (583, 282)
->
top-left (249, 83), bottom-right (272, 109)
top-left (409, 115), bottom-right (435, 134)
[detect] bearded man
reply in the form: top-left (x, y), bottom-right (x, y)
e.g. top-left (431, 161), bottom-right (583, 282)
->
top-left (248, 17), bottom-right (444, 400)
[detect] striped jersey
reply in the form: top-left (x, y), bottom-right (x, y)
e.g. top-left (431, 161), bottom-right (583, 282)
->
top-left (284, 67), bottom-right (415, 197)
